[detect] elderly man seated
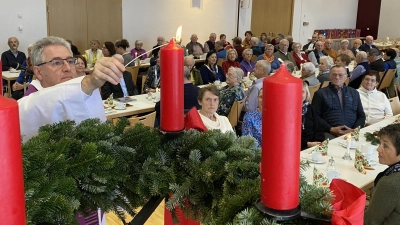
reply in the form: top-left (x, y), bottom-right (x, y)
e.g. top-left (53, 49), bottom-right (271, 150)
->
top-left (357, 70), bottom-right (393, 125)
top-left (308, 41), bottom-right (327, 68)
top-left (215, 41), bottom-right (226, 60)
top-left (324, 39), bottom-right (338, 61)
top-left (368, 48), bottom-right (385, 72)
top-left (312, 65), bottom-right (365, 139)
top-left (204, 33), bottom-right (217, 53)
top-left (303, 33), bottom-right (318, 54)
top-left (186, 34), bottom-right (204, 57)
top-left (250, 37), bottom-right (263, 56)
top-left (184, 55), bottom-right (203, 85)
top-left (360, 35), bottom-right (378, 52)
top-left (349, 51), bottom-right (370, 89)
top-left (274, 39), bottom-right (296, 65)
top-left (301, 62), bottom-right (320, 86)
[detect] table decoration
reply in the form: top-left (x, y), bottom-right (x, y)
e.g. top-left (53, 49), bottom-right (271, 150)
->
top-left (313, 167), bottom-right (329, 187)
top-left (354, 149), bottom-right (374, 174)
top-left (364, 131), bottom-right (380, 145)
top-left (314, 139), bottom-right (329, 156)
top-left (342, 133), bottom-right (352, 160)
top-left (350, 126), bottom-right (360, 141)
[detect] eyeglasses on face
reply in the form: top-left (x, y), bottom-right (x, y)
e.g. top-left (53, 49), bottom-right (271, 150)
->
top-left (37, 57), bottom-right (77, 68)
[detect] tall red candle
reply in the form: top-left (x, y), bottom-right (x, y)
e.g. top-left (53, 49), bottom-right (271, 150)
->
top-left (261, 64), bottom-right (302, 210)
top-left (0, 69), bottom-right (27, 223)
top-left (160, 39), bottom-right (184, 132)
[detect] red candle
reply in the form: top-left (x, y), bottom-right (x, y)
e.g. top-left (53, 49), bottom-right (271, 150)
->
top-left (261, 64), bottom-right (302, 210)
top-left (160, 38), bottom-right (184, 132)
top-left (0, 67), bottom-right (27, 223)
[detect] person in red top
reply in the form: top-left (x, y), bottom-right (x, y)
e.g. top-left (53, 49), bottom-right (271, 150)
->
top-left (292, 42), bottom-right (310, 69)
top-left (222, 49), bottom-right (241, 74)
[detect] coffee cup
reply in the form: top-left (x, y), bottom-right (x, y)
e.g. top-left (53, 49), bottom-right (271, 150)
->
top-left (311, 151), bottom-right (322, 162)
top-left (116, 102), bottom-right (126, 109)
top-left (10, 68), bottom-right (17, 72)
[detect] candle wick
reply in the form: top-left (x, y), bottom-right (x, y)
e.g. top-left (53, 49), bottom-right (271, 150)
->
top-left (124, 42), bottom-right (169, 67)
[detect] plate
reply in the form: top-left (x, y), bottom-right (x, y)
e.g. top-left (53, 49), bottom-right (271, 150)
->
top-left (118, 97), bottom-right (136, 103)
top-left (114, 107), bottom-right (126, 110)
top-left (310, 159), bottom-right (326, 164)
top-left (338, 141), bottom-right (358, 150)
top-left (104, 104), bottom-right (116, 109)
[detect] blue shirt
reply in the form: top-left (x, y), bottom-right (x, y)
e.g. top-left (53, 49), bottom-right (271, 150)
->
top-left (16, 60), bottom-right (32, 84)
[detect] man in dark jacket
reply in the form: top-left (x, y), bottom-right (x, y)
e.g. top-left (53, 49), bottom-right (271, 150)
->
top-left (368, 48), bottom-right (385, 72)
top-left (312, 65), bottom-right (366, 139)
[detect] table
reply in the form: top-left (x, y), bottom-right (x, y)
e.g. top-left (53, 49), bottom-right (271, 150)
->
top-left (2, 70), bottom-right (20, 97)
top-left (375, 43), bottom-right (396, 51)
top-left (300, 116), bottom-right (398, 191)
top-left (104, 94), bottom-right (156, 120)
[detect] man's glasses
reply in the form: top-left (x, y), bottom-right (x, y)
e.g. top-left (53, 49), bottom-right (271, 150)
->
top-left (37, 57), bottom-right (77, 68)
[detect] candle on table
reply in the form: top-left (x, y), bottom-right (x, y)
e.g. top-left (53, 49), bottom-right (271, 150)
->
top-left (259, 64), bottom-right (302, 214)
top-left (160, 26), bottom-right (184, 132)
top-left (346, 133), bottom-right (351, 154)
top-left (0, 62), bottom-right (27, 224)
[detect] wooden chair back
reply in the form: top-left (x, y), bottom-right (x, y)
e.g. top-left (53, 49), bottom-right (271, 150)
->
top-left (320, 81), bottom-right (330, 89)
top-left (389, 97), bottom-right (400, 115)
top-left (129, 111), bottom-right (156, 128)
top-left (141, 75), bottom-right (147, 93)
top-left (125, 66), bottom-right (140, 85)
top-left (345, 77), bottom-right (350, 86)
top-left (378, 69), bottom-right (397, 95)
top-left (227, 100), bottom-right (244, 127)
top-left (217, 58), bottom-right (224, 67)
top-left (308, 83), bottom-right (321, 103)
top-left (379, 71), bottom-right (385, 80)
top-left (251, 55), bottom-right (258, 62)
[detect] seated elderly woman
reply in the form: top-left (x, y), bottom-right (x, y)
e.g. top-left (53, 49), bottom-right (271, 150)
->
top-left (292, 42), bottom-right (311, 69)
top-left (200, 51), bottom-right (226, 83)
top-left (317, 56), bottom-right (334, 83)
top-left (129, 40), bottom-right (147, 59)
top-left (197, 86), bottom-right (234, 133)
top-left (242, 88), bottom-right (263, 147)
top-left (250, 37), bottom-right (263, 56)
top-left (257, 44), bottom-right (280, 72)
top-left (217, 67), bottom-right (245, 116)
top-left (75, 55), bottom-right (87, 77)
top-left (301, 82), bottom-right (325, 150)
top-left (101, 54), bottom-right (139, 99)
top-left (357, 70), bottom-right (392, 125)
top-left (222, 49), bottom-right (241, 74)
top-left (351, 38), bottom-right (362, 57)
top-left (301, 62), bottom-right (320, 86)
top-left (335, 53), bottom-right (351, 76)
top-left (349, 51), bottom-right (370, 89)
top-left (337, 39), bottom-right (355, 61)
top-left (364, 123), bottom-right (400, 224)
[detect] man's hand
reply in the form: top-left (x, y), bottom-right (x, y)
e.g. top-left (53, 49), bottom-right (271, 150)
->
top-left (12, 82), bottom-right (25, 91)
top-left (330, 125), bottom-right (352, 136)
top-left (307, 142), bottom-right (321, 148)
top-left (81, 57), bottom-right (125, 95)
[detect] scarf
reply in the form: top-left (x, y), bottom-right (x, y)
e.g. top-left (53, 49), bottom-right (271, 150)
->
top-left (263, 54), bottom-right (275, 62)
top-left (374, 161), bottom-right (400, 186)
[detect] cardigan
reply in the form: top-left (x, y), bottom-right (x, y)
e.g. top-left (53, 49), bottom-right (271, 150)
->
top-left (349, 61), bottom-right (370, 89)
top-left (200, 64), bottom-right (225, 83)
top-left (357, 86), bottom-right (393, 124)
top-left (198, 111), bottom-right (233, 133)
top-left (1, 50), bottom-right (26, 71)
top-left (292, 52), bottom-right (311, 68)
top-left (301, 104), bottom-right (325, 150)
top-left (274, 50), bottom-right (296, 65)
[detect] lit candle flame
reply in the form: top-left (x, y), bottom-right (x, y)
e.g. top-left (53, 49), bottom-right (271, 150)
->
top-left (175, 25), bottom-right (182, 43)
top-left (346, 133), bottom-right (351, 140)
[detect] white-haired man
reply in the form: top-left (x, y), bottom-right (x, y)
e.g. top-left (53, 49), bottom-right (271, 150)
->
top-left (360, 35), bottom-right (378, 52)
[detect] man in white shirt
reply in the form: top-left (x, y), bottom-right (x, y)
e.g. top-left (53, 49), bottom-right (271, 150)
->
top-left (302, 33), bottom-right (318, 54)
top-left (357, 70), bottom-right (393, 125)
top-left (18, 36), bottom-right (124, 142)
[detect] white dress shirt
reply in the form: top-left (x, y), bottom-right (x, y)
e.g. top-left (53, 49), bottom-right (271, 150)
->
top-left (357, 86), bottom-right (393, 124)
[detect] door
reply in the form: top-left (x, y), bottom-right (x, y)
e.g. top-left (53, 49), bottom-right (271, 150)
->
top-left (250, 0), bottom-right (294, 37)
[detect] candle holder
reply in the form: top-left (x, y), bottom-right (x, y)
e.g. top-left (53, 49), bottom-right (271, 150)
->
top-left (342, 151), bottom-right (352, 161)
top-left (255, 200), bottom-right (301, 221)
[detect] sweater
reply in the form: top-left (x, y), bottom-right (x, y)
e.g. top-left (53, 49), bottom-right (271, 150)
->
top-left (349, 61), bottom-right (370, 89)
top-left (198, 111), bottom-right (233, 133)
top-left (1, 50), bottom-right (26, 71)
top-left (364, 172), bottom-right (400, 224)
top-left (357, 86), bottom-right (393, 124)
top-left (370, 58), bottom-right (386, 72)
top-left (312, 84), bottom-right (365, 132)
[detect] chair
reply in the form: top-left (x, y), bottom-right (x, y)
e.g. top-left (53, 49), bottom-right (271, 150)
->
top-left (125, 66), bottom-right (140, 85)
top-left (251, 55), bottom-right (258, 62)
top-left (227, 100), bottom-right (244, 127)
top-left (217, 58), bottom-right (224, 67)
top-left (142, 75), bottom-right (147, 93)
top-left (344, 77), bottom-right (350, 86)
top-left (378, 69), bottom-right (397, 96)
top-left (308, 83), bottom-right (321, 103)
top-left (389, 97), bottom-right (400, 115)
top-left (320, 81), bottom-right (330, 89)
top-left (378, 71), bottom-right (385, 80)
top-left (129, 111), bottom-right (156, 128)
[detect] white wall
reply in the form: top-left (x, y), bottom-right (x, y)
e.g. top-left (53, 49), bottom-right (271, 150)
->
top-left (0, 0), bottom-right (47, 54)
top-left (378, 0), bottom-right (400, 39)
top-left (238, 0), bottom-right (252, 38)
top-left (122, 0), bottom-right (238, 53)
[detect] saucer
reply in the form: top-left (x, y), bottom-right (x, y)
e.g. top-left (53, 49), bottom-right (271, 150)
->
top-left (310, 159), bottom-right (326, 164)
top-left (114, 107), bottom-right (126, 110)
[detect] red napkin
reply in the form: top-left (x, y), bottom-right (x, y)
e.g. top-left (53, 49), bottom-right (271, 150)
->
top-left (329, 179), bottom-right (366, 225)
top-left (184, 107), bottom-right (207, 132)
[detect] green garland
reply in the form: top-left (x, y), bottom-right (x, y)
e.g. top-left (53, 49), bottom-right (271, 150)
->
top-left (22, 118), bottom-right (333, 225)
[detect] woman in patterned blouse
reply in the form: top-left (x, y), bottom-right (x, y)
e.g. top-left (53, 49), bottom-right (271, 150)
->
top-left (217, 67), bottom-right (245, 116)
top-left (242, 88), bottom-right (263, 147)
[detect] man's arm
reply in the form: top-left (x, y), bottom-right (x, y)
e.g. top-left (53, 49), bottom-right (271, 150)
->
top-left (311, 91), bottom-right (331, 132)
top-left (353, 91), bottom-right (366, 128)
top-left (204, 42), bottom-right (210, 53)
top-left (308, 52), bottom-right (318, 67)
top-left (1, 52), bottom-right (10, 71)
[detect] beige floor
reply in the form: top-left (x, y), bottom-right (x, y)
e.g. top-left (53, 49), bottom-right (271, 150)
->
top-left (106, 201), bottom-right (165, 225)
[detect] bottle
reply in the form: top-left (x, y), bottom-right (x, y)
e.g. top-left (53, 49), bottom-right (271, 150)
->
top-left (327, 157), bottom-right (339, 182)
